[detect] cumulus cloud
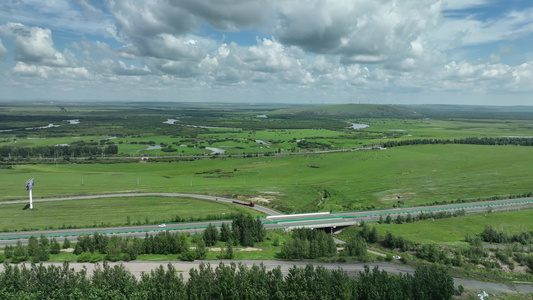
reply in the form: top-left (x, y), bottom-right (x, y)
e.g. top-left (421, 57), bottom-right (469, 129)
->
top-left (113, 61), bottom-right (151, 76)
top-left (12, 62), bottom-right (49, 78)
top-left (0, 37), bottom-right (7, 57)
top-left (1, 0), bottom-right (533, 104)
top-left (181, 0), bottom-right (277, 31)
top-left (119, 34), bottom-right (212, 61)
top-left (275, 0), bottom-right (442, 65)
top-left (246, 38), bottom-right (301, 73)
top-left (0, 23), bottom-right (68, 67)
top-left (12, 61), bottom-right (90, 80)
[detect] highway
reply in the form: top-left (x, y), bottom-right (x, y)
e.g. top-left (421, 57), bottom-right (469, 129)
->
top-left (1, 195), bottom-right (532, 295)
top-left (0, 193), bottom-right (531, 246)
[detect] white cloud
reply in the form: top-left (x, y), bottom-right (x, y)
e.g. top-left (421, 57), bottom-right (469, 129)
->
top-left (0, 23), bottom-right (68, 67)
top-left (443, 0), bottom-right (490, 11)
top-left (0, 37), bottom-right (6, 57)
top-left (0, 0), bottom-right (533, 105)
top-left (12, 61), bottom-right (90, 80)
top-left (113, 61), bottom-right (151, 76)
top-left (275, 0), bottom-right (442, 65)
top-left (12, 62), bottom-right (48, 78)
top-left (433, 7), bottom-right (533, 50)
top-left (0, 0), bottom-right (112, 37)
top-left (247, 38), bottom-right (298, 72)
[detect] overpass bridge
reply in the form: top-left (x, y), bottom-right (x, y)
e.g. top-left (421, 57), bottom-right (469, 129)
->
top-left (1, 198), bottom-right (532, 246)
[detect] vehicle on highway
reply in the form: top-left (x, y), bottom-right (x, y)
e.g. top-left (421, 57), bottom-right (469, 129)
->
top-left (158, 224), bottom-right (166, 228)
top-left (232, 200), bottom-right (255, 207)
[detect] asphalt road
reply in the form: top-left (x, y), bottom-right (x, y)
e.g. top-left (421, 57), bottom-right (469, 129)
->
top-left (1, 194), bottom-right (532, 295)
top-left (0, 195), bottom-right (531, 246)
top-left (0, 192), bottom-right (281, 216)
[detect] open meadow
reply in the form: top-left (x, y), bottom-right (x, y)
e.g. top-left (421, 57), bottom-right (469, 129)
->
top-left (2, 102), bottom-right (533, 217)
top-left (0, 196), bottom-right (263, 232)
top-left (340, 210), bottom-right (533, 246)
top-left (2, 144), bottom-right (532, 214)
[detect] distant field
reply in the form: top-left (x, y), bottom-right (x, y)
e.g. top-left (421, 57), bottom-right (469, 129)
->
top-left (2, 144), bottom-right (532, 213)
top-left (366, 210), bottom-right (533, 246)
top-left (2, 117), bottom-right (531, 156)
top-left (2, 102), bottom-right (533, 213)
top-left (0, 196), bottom-right (263, 231)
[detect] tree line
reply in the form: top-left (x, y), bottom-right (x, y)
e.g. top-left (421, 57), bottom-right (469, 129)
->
top-left (480, 225), bottom-right (533, 245)
top-left (280, 228), bottom-right (337, 259)
top-left (0, 262), bottom-right (455, 299)
top-left (0, 214), bottom-right (265, 264)
top-left (0, 142), bottom-right (118, 159)
top-left (384, 137), bottom-right (533, 148)
top-left (378, 209), bottom-right (466, 225)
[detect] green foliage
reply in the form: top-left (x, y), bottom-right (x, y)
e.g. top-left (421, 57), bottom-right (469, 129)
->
top-left (3, 245), bottom-right (13, 259)
top-left (382, 231), bottom-right (412, 251)
top-left (203, 223), bottom-right (219, 247)
top-left (138, 264), bottom-right (186, 299)
top-left (181, 250), bottom-right (197, 261)
top-left (195, 239), bottom-right (207, 260)
top-left (62, 237), bottom-right (71, 249)
top-left (32, 245), bottom-right (50, 263)
top-left (0, 260), bottom-right (457, 299)
top-left (384, 137), bottom-right (533, 148)
top-left (220, 222), bottom-right (231, 242)
top-left (480, 225), bottom-right (533, 245)
top-left (27, 236), bottom-right (39, 257)
top-left (217, 241), bottom-right (234, 259)
top-left (50, 238), bottom-right (61, 254)
top-left (11, 241), bottom-right (29, 263)
top-left (281, 228), bottom-right (336, 259)
top-left (76, 251), bottom-right (93, 263)
top-left (385, 215), bottom-right (392, 224)
top-left (231, 214), bottom-right (265, 247)
top-left (345, 235), bottom-right (367, 259)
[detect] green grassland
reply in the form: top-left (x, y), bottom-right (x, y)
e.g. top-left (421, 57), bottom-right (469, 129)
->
top-left (0, 196), bottom-right (263, 232)
top-left (2, 144), bottom-right (532, 214)
top-left (353, 210), bottom-right (533, 246)
top-left (2, 102), bottom-right (533, 219)
top-left (2, 117), bottom-right (531, 157)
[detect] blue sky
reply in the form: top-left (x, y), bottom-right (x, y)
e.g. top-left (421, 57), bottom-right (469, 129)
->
top-left (0, 0), bottom-right (532, 105)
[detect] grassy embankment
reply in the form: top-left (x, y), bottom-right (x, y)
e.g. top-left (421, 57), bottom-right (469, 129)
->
top-left (0, 196), bottom-right (263, 232)
top-left (337, 210), bottom-right (533, 247)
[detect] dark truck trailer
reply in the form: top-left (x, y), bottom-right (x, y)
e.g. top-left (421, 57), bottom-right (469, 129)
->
top-left (232, 200), bottom-right (255, 207)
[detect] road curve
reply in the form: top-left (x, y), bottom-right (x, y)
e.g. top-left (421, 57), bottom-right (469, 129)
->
top-left (0, 192), bottom-right (281, 216)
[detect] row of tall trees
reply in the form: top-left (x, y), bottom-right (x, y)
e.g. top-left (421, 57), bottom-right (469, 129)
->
top-left (378, 209), bottom-right (466, 225)
top-left (0, 142), bottom-right (118, 159)
top-left (281, 228), bottom-right (337, 259)
top-left (2, 236), bottom-right (62, 264)
top-left (384, 136), bottom-right (533, 148)
top-left (1, 214), bottom-right (265, 264)
top-left (0, 262), bottom-right (455, 299)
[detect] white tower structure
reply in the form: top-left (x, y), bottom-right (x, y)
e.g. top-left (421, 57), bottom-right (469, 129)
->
top-left (26, 178), bottom-right (34, 209)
